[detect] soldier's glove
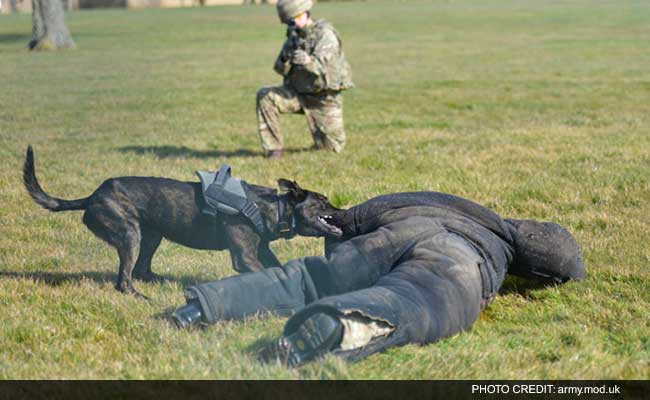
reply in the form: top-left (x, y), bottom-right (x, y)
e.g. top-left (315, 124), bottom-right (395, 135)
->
top-left (291, 50), bottom-right (311, 66)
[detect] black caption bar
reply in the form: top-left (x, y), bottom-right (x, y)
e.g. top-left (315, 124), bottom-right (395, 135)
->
top-left (0, 380), bottom-right (646, 400)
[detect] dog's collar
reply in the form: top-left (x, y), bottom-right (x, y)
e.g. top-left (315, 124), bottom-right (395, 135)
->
top-left (276, 195), bottom-right (296, 239)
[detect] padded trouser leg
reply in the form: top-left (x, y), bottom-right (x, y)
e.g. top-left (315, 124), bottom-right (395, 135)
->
top-left (284, 232), bottom-right (485, 362)
top-left (184, 261), bottom-right (318, 323)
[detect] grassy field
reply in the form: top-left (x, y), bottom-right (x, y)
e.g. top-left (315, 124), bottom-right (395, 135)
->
top-left (1, 0), bottom-right (649, 379)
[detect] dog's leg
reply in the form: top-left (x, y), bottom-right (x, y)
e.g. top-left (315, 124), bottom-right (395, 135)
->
top-left (83, 201), bottom-right (146, 299)
top-left (115, 237), bottom-right (147, 299)
top-left (224, 223), bottom-right (265, 273)
top-left (133, 228), bottom-right (164, 283)
top-left (258, 241), bottom-right (282, 269)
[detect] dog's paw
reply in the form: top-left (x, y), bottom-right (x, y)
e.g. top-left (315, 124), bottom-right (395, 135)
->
top-left (116, 283), bottom-right (150, 300)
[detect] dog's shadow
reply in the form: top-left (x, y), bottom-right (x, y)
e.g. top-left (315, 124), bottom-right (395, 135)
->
top-left (0, 270), bottom-right (116, 287)
top-left (116, 145), bottom-right (315, 159)
top-left (0, 270), bottom-right (208, 290)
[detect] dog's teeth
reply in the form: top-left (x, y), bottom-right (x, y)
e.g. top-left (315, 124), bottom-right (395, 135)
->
top-left (317, 215), bottom-right (341, 234)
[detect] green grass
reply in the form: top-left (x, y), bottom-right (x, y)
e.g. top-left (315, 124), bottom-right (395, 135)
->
top-left (1, 0), bottom-right (649, 379)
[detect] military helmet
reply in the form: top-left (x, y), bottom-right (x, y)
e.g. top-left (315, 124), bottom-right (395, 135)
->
top-left (276, 0), bottom-right (313, 23)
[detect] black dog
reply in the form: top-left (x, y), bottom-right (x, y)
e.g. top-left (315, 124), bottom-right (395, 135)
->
top-left (23, 146), bottom-right (341, 298)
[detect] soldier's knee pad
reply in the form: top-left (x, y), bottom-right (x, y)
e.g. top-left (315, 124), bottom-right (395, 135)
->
top-left (506, 219), bottom-right (585, 283)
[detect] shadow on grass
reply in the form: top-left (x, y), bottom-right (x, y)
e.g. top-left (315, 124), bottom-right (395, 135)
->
top-left (117, 145), bottom-right (260, 159)
top-left (153, 306), bottom-right (183, 328)
top-left (151, 306), bottom-right (221, 331)
top-left (499, 275), bottom-right (560, 298)
top-left (0, 270), bottom-right (208, 289)
top-left (116, 145), bottom-right (316, 159)
top-left (0, 34), bottom-right (30, 44)
top-left (0, 270), bottom-right (116, 286)
top-left (245, 335), bottom-right (281, 360)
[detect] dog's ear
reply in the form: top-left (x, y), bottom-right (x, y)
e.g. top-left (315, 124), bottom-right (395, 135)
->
top-left (278, 179), bottom-right (306, 201)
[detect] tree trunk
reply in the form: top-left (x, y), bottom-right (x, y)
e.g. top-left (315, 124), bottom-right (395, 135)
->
top-left (29, 0), bottom-right (75, 51)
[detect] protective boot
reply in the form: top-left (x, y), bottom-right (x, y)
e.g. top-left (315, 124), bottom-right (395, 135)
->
top-left (171, 299), bottom-right (204, 330)
top-left (257, 312), bottom-right (343, 368)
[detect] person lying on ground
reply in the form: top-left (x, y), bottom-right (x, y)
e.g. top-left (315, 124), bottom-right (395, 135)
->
top-left (172, 191), bottom-right (585, 368)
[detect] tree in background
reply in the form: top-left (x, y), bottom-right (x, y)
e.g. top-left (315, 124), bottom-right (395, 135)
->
top-left (29, 0), bottom-right (74, 50)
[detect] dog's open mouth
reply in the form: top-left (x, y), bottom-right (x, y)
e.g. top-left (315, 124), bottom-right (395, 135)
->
top-left (317, 214), bottom-right (343, 237)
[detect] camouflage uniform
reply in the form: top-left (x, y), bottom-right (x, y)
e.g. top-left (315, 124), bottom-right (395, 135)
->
top-left (257, 20), bottom-right (353, 153)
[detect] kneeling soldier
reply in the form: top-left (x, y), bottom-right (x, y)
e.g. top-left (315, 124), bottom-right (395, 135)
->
top-left (257, 0), bottom-right (354, 158)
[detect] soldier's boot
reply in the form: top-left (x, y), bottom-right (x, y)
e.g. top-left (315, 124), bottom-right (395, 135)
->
top-left (171, 299), bottom-right (204, 330)
top-left (267, 149), bottom-right (284, 159)
top-left (257, 313), bottom-right (343, 368)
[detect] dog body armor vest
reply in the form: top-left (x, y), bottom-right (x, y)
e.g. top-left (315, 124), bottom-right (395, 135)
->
top-left (196, 165), bottom-right (267, 235)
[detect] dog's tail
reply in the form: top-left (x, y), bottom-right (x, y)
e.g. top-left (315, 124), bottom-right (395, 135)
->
top-left (23, 145), bottom-right (90, 212)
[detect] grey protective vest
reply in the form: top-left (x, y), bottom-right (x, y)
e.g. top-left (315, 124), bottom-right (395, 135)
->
top-left (196, 165), bottom-right (267, 235)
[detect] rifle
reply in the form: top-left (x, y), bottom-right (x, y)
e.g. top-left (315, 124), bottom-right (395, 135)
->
top-left (285, 21), bottom-right (305, 65)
